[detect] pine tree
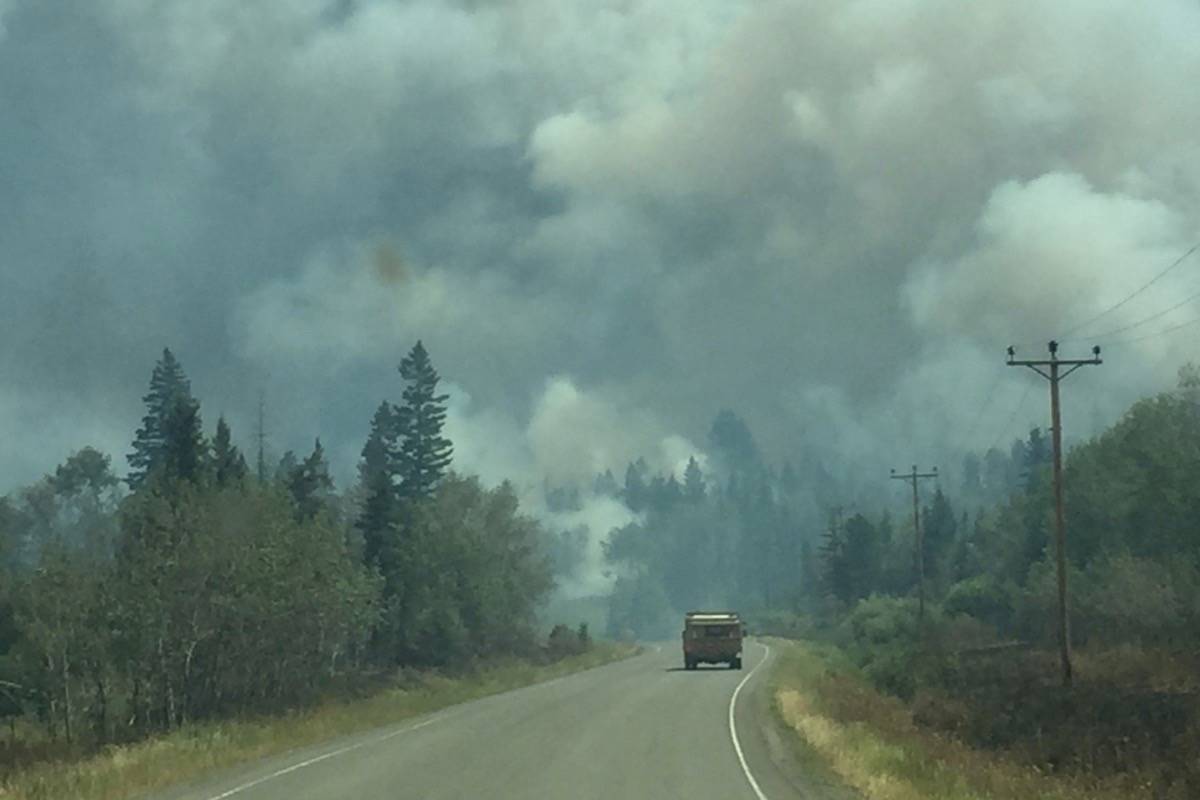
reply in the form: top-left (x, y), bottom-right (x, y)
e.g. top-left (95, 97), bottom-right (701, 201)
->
top-left (212, 417), bottom-right (249, 489)
top-left (819, 513), bottom-right (851, 606)
top-left (708, 409), bottom-right (760, 473)
top-left (622, 460), bottom-right (648, 513)
top-left (842, 513), bottom-right (881, 601)
top-left (647, 474), bottom-right (681, 512)
top-left (128, 348), bottom-right (203, 489)
top-left (922, 489), bottom-right (957, 589)
top-left (1022, 428), bottom-right (1050, 491)
top-left (683, 456), bottom-right (706, 503)
top-left (275, 451), bottom-right (299, 485)
top-left (160, 393), bottom-right (207, 485)
top-left (358, 402), bottom-right (399, 568)
top-left (394, 342), bottom-right (453, 501)
top-left (593, 469), bottom-right (619, 497)
top-left (287, 439), bottom-right (334, 521)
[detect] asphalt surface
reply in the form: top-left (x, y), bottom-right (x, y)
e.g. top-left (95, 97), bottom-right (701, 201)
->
top-left (155, 641), bottom-right (812, 800)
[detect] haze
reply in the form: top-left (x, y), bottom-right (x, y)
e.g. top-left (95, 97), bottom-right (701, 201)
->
top-left (3, 0), bottom-right (1199, 568)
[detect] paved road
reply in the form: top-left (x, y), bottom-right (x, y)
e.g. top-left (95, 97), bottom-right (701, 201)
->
top-left (157, 641), bottom-right (809, 800)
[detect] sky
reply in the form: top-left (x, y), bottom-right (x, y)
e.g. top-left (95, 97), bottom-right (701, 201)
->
top-left (3, 0), bottom-right (1200, 547)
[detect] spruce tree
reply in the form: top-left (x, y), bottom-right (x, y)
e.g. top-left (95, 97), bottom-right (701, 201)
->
top-left (819, 514), bottom-right (851, 606)
top-left (593, 469), bottom-right (619, 497)
top-left (683, 456), bottom-right (706, 503)
top-left (212, 417), bottom-right (249, 489)
top-left (274, 451), bottom-right (299, 485)
top-left (622, 459), bottom-right (648, 512)
top-left (394, 341), bottom-right (453, 501)
top-left (708, 409), bottom-right (760, 472)
top-left (842, 513), bottom-right (881, 601)
top-left (922, 489), bottom-right (957, 589)
top-left (128, 348), bottom-right (205, 489)
top-left (287, 439), bottom-right (334, 521)
top-left (358, 402), bottom-right (399, 567)
top-left (1022, 428), bottom-right (1050, 491)
top-left (160, 392), bottom-right (206, 484)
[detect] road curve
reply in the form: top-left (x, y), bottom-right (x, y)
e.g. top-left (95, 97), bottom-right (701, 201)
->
top-left (155, 641), bottom-right (808, 800)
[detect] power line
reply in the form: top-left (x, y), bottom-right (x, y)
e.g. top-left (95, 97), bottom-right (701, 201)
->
top-left (1100, 314), bottom-right (1200, 348)
top-left (985, 380), bottom-right (1035, 454)
top-left (963, 370), bottom-right (1006, 445)
top-left (1059, 243), bottom-right (1200, 338)
top-left (1009, 243), bottom-right (1200, 349)
top-left (1069, 286), bottom-right (1200, 343)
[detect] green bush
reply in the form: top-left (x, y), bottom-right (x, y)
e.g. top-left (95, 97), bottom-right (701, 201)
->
top-left (743, 609), bottom-right (814, 639)
top-left (1073, 553), bottom-right (1194, 645)
top-left (545, 622), bottom-right (589, 661)
top-left (944, 575), bottom-right (1018, 633)
top-left (837, 596), bottom-right (927, 698)
top-left (838, 596), bottom-right (1000, 699)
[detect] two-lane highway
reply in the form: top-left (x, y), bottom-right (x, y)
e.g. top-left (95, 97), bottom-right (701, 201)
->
top-left (157, 642), bottom-right (807, 800)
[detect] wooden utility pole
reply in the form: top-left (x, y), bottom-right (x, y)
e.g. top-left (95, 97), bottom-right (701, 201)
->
top-left (1007, 340), bottom-right (1102, 687)
top-left (890, 465), bottom-right (938, 626)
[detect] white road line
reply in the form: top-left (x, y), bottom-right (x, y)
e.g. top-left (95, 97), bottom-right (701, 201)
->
top-left (728, 642), bottom-right (772, 800)
top-left (203, 712), bottom-right (455, 800)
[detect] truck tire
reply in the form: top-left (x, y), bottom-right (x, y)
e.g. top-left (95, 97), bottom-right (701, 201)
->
top-left (732, 657), bottom-right (742, 670)
top-left (685, 658), bottom-right (695, 670)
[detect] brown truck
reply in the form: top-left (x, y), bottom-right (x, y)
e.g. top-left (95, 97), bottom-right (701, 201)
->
top-left (681, 611), bottom-right (744, 670)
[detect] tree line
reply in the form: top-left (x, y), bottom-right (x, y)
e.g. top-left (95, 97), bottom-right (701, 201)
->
top-left (592, 373), bottom-right (1198, 654)
top-left (817, 369), bottom-right (1200, 655)
top-left (0, 343), bottom-right (554, 747)
top-left (599, 410), bottom-right (824, 637)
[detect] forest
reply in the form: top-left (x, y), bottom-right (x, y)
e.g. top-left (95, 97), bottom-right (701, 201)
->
top-left (599, 369), bottom-right (1200, 646)
top-left (0, 343), bottom-right (556, 752)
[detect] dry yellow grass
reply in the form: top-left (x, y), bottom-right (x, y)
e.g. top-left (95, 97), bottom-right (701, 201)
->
top-left (768, 639), bottom-right (1171, 800)
top-left (0, 644), bottom-right (636, 800)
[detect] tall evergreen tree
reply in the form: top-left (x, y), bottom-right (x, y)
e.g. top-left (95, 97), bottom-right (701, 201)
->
top-left (922, 489), bottom-right (957, 589)
top-left (212, 417), bottom-right (249, 489)
top-left (683, 456), bottom-right (706, 503)
top-left (287, 439), bottom-right (334, 521)
top-left (843, 513), bottom-right (882, 602)
top-left (622, 459), bottom-right (649, 513)
top-left (708, 409), bottom-right (760, 473)
top-left (160, 393), bottom-right (207, 485)
top-left (358, 402), bottom-right (399, 568)
top-left (593, 469), bottom-right (619, 497)
top-left (820, 512), bottom-right (852, 606)
top-left (128, 348), bottom-right (203, 489)
top-left (394, 341), bottom-right (453, 501)
top-left (274, 450), bottom-right (299, 485)
top-left (1022, 427), bottom-right (1050, 491)
top-left (647, 474), bottom-right (682, 512)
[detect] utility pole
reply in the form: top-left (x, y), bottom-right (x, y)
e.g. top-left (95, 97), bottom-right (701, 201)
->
top-left (890, 465), bottom-right (938, 626)
top-left (1007, 340), bottom-right (1102, 687)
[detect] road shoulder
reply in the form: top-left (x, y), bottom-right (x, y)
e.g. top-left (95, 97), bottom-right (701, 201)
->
top-left (737, 639), bottom-right (862, 800)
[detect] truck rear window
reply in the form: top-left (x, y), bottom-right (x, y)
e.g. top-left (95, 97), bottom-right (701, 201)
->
top-left (703, 626), bottom-right (737, 637)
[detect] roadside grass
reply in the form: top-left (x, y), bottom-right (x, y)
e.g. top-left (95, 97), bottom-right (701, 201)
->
top-left (767, 638), bottom-right (1175, 800)
top-left (0, 643), bottom-right (636, 800)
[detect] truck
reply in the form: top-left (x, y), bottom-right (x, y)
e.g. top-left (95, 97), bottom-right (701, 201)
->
top-left (681, 611), bottom-right (744, 670)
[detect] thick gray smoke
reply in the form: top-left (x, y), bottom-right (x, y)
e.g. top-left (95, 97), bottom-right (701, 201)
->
top-left (3, 1), bottom-right (1200, 556)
